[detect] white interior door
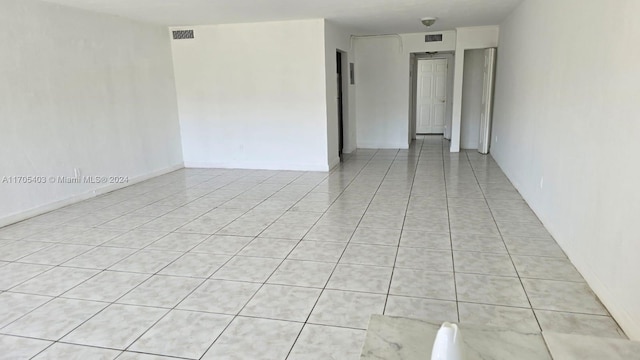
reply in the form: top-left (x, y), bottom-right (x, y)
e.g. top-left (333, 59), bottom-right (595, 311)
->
top-left (416, 58), bottom-right (448, 134)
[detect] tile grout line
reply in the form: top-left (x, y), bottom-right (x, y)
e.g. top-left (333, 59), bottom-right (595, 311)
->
top-left (281, 150), bottom-right (386, 360)
top-left (121, 170), bottom-right (321, 359)
top-left (1, 170), bottom-right (273, 294)
top-left (464, 149), bottom-right (543, 332)
top-left (19, 170), bottom-right (306, 359)
top-left (72, 170), bottom-right (318, 358)
top-left (2, 163), bottom-right (368, 359)
top-left (0, 170), bottom-right (305, 359)
top-left (382, 137), bottom-right (424, 315)
top-left (15, 169), bottom-right (233, 237)
top-left (441, 138), bottom-right (461, 322)
top-left (4, 170), bottom-right (289, 317)
top-left (195, 152), bottom-right (380, 360)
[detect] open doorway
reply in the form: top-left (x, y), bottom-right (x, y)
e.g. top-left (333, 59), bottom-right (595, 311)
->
top-left (460, 48), bottom-right (497, 153)
top-left (409, 52), bottom-right (455, 140)
top-left (336, 51), bottom-right (345, 160)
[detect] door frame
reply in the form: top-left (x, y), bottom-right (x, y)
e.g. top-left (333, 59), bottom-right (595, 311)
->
top-left (336, 51), bottom-right (345, 160)
top-left (409, 52), bottom-right (455, 140)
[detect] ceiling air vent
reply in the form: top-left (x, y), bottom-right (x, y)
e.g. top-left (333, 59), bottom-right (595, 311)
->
top-left (173, 30), bottom-right (194, 40)
top-left (425, 34), bottom-right (443, 42)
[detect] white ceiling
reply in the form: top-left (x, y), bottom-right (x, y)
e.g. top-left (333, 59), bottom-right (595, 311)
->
top-left (40, 0), bottom-right (523, 34)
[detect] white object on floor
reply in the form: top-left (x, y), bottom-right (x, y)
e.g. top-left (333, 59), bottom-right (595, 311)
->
top-left (431, 322), bottom-right (465, 360)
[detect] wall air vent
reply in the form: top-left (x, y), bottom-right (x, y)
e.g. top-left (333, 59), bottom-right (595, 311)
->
top-left (173, 30), bottom-right (194, 40)
top-left (425, 34), bottom-right (443, 42)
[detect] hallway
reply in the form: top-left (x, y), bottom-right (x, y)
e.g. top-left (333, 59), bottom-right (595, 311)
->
top-left (0, 136), bottom-right (624, 359)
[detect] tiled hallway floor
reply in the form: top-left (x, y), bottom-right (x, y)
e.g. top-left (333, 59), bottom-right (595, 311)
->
top-left (0, 136), bottom-right (625, 359)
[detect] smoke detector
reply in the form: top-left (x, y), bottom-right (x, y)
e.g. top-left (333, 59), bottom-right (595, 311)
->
top-left (421, 17), bottom-right (437, 27)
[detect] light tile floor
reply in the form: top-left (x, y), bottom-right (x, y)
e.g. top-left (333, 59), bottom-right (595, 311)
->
top-left (0, 136), bottom-right (626, 359)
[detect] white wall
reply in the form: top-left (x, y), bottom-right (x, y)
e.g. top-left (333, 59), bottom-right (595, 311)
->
top-left (355, 31), bottom-right (456, 149)
top-left (171, 19), bottom-right (329, 171)
top-left (0, 0), bottom-right (183, 227)
top-left (450, 26), bottom-right (499, 151)
top-left (324, 21), bottom-right (357, 162)
top-left (492, 0), bottom-right (640, 339)
top-left (354, 35), bottom-right (407, 149)
top-left (460, 49), bottom-right (485, 149)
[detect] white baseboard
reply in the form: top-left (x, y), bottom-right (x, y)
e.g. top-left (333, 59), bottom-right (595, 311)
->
top-left (343, 145), bottom-right (357, 154)
top-left (0, 163), bottom-right (184, 228)
top-left (356, 142), bottom-right (409, 150)
top-left (328, 157), bottom-right (341, 171)
top-left (184, 160), bottom-right (330, 172)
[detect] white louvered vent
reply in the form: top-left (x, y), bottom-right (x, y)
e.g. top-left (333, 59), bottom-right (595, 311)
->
top-left (173, 30), bottom-right (194, 40)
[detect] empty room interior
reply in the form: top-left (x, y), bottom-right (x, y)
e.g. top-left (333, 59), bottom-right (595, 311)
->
top-left (1, 0), bottom-right (639, 359)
